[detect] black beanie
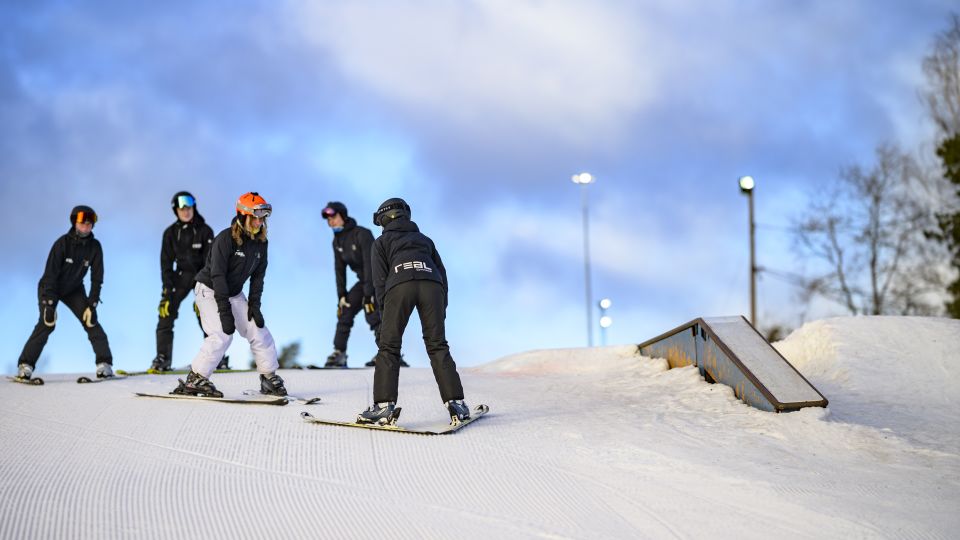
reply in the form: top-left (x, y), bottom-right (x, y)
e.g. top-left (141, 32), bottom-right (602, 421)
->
top-left (323, 201), bottom-right (348, 219)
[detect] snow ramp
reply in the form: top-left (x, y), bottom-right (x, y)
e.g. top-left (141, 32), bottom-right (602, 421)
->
top-left (639, 316), bottom-right (827, 412)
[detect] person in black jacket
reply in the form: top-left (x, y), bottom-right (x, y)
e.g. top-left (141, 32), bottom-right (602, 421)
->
top-left (172, 192), bottom-right (286, 398)
top-left (321, 201), bottom-right (406, 368)
top-left (16, 205), bottom-right (114, 380)
top-left (357, 198), bottom-right (470, 426)
top-left (149, 191), bottom-right (215, 372)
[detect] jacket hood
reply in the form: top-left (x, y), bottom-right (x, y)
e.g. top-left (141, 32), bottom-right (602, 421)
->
top-left (334, 216), bottom-right (358, 234)
top-left (383, 217), bottom-right (419, 233)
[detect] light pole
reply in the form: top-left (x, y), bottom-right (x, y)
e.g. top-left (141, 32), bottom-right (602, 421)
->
top-left (572, 172), bottom-right (595, 347)
top-left (599, 298), bottom-right (612, 346)
top-left (738, 175), bottom-right (757, 327)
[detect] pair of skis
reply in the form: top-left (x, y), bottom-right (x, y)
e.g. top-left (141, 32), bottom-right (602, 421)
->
top-left (300, 404), bottom-right (489, 435)
top-left (134, 390), bottom-right (322, 406)
top-left (7, 374), bottom-right (124, 385)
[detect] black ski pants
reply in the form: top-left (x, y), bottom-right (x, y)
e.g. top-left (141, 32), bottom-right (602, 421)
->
top-left (18, 287), bottom-right (112, 368)
top-left (334, 281), bottom-right (380, 352)
top-left (156, 272), bottom-right (205, 363)
top-left (373, 280), bottom-right (463, 404)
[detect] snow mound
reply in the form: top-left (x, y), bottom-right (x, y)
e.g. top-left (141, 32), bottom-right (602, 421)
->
top-left (774, 316), bottom-right (960, 451)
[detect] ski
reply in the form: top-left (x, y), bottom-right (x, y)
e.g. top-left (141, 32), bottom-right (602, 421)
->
top-left (77, 375), bottom-right (128, 384)
top-left (304, 365), bottom-right (368, 370)
top-left (300, 404), bottom-right (489, 435)
top-left (241, 390), bottom-right (322, 405)
top-left (117, 368), bottom-right (257, 376)
top-left (7, 376), bottom-right (44, 386)
top-left (134, 392), bottom-right (289, 406)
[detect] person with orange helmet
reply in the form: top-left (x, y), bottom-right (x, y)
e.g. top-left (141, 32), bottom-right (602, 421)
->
top-left (15, 205), bottom-right (114, 382)
top-left (171, 192), bottom-right (286, 398)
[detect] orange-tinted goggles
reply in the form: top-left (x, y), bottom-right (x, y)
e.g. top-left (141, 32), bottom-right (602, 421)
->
top-left (75, 211), bottom-right (98, 224)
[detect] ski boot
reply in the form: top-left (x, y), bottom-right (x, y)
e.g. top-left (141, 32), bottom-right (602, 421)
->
top-left (96, 362), bottom-right (114, 379)
top-left (16, 364), bottom-right (33, 380)
top-left (260, 372), bottom-right (287, 396)
top-left (356, 402), bottom-right (400, 426)
top-left (446, 400), bottom-right (470, 425)
top-left (324, 349), bottom-right (347, 368)
top-left (148, 355), bottom-right (171, 373)
top-left (216, 355), bottom-right (231, 370)
top-left (172, 371), bottom-right (223, 398)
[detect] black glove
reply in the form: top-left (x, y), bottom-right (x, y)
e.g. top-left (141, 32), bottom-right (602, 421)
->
top-left (363, 296), bottom-right (376, 314)
top-left (217, 299), bottom-right (235, 335)
top-left (247, 304), bottom-right (265, 328)
top-left (82, 301), bottom-right (98, 328)
top-left (40, 298), bottom-right (57, 328)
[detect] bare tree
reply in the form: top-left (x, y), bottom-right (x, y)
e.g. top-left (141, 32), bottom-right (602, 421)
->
top-left (795, 144), bottom-right (943, 315)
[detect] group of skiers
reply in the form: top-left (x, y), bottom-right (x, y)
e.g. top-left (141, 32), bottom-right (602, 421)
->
top-left (14, 192), bottom-right (471, 425)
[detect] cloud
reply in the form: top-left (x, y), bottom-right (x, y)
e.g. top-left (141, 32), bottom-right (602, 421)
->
top-left (289, 0), bottom-right (656, 147)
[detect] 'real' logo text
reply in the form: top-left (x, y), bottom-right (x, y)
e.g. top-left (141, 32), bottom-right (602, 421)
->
top-left (394, 261), bottom-right (432, 273)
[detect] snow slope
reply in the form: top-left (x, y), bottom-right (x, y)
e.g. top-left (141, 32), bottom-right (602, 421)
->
top-left (0, 316), bottom-right (957, 539)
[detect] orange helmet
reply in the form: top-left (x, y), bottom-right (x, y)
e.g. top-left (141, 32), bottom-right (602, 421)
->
top-left (236, 192), bottom-right (272, 218)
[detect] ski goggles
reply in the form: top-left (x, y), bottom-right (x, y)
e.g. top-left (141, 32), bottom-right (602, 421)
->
top-left (174, 194), bottom-right (196, 209)
top-left (75, 211), bottom-right (98, 224)
top-left (238, 203), bottom-right (272, 219)
top-left (373, 201), bottom-right (406, 226)
top-left (322, 207), bottom-right (338, 218)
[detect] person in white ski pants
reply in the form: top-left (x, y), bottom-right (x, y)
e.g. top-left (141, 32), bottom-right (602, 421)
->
top-left (192, 282), bottom-right (277, 377)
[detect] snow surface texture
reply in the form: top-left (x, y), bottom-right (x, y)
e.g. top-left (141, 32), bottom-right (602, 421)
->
top-left (0, 316), bottom-right (957, 539)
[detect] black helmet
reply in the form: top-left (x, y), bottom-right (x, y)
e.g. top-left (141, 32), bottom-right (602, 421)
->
top-left (171, 191), bottom-right (197, 216)
top-left (69, 205), bottom-right (97, 226)
top-left (322, 201), bottom-right (348, 219)
top-left (373, 197), bottom-right (410, 227)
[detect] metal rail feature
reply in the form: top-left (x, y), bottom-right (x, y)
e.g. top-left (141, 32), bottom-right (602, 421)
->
top-left (638, 316), bottom-right (827, 412)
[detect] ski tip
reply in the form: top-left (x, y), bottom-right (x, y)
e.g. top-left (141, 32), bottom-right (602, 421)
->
top-left (300, 411), bottom-right (314, 419)
top-left (77, 376), bottom-right (91, 384)
top-left (475, 404), bottom-right (489, 414)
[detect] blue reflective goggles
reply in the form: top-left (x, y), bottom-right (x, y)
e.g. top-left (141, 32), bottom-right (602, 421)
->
top-left (175, 195), bottom-right (196, 209)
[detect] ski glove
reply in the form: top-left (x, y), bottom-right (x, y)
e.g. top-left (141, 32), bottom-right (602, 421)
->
top-left (82, 302), bottom-right (98, 328)
top-left (363, 296), bottom-right (376, 314)
top-left (337, 296), bottom-right (351, 318)
top-left (247, 304), bottom-right (265, 328)
top-left (40, 299), bottom-right (57, 328)
top-left (217, 299), bottom-right (235, 335)
top-left (158, 298), bottom-right (171, 318)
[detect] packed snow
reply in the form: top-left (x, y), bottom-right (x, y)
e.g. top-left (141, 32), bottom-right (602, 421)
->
top-left (0, 316), bottom-right (957, 539)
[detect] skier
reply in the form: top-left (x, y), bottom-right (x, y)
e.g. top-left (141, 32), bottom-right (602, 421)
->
top-left (172, 192), bottom-right (286, 398)
top-left (357, 198), bottom-right (470, 425)
top-left (321, 201), bottom-right (407, 368)
top-left (149, 191), bottom-right (217, 372)
top-left (16, 206), bottom-right (114, 380)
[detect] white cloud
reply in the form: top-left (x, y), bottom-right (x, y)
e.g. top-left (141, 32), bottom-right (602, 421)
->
top-left (288, 0), bottom-right (657, 147)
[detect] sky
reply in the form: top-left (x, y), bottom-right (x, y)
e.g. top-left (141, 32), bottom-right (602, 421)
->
top-left (1, 0), bottom-right (955, 374)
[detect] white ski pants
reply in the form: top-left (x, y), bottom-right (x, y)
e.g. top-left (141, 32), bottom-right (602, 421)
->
top-left (192, 282), bottom-right (278, 378)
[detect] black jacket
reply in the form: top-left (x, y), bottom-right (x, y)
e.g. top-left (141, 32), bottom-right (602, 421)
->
top-left (195, 217), bottom-right (268, 306)
top-left (333, 217), bottom-right (376, 298)
top-left (38, 228), bottom-right (104, 303)
top-left (160, 213), bottom-right (214, 292)
top-left (371, 217), bottom-right (446, 307)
